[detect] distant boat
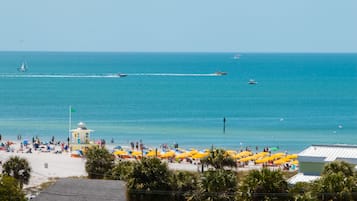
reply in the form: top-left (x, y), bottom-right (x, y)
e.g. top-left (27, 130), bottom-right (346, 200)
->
top-left (248, 79), bottom-right (257, 84)
top-left (233, 54), bottom-right (241, 60)
top-left (215, 72), bottom-right (228, 76)
top-left (117, 73), bottom-right (128, 77)
top-left (17, 61), bottom-right (28, 72)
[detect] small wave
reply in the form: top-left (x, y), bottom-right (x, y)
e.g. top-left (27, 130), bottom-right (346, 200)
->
top-left (0, 73), bottom-right (122, 78)
top-left (0, 73), bottom-right (220, 78)
top-left (128, 73), bottom-right (219, 77)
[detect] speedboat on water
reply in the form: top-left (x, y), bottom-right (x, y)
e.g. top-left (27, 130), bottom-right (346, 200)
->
top-left (117, 73), bottom-right (128, 77)
top-left (215, 72), bottom-right (228, 76)
top-left (248, 79), bottom-right (257, 85)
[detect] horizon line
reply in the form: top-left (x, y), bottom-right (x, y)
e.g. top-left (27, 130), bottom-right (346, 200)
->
top-left (0, 50), bottom-right (356, 54)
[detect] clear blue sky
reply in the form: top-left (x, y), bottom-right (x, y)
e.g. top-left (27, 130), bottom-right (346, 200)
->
top-left (1, 0), bottom-right (356, 52)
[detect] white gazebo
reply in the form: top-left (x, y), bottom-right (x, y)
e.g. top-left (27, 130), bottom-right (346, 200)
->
top-left (70, 122), bottom-right (94, 144)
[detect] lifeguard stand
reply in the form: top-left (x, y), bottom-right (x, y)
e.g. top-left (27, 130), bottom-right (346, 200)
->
top-left (70, 122), bottom-right (97, 152)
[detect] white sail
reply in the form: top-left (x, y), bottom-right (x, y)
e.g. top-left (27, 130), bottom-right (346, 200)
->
top-left (17, 61), bottom-right (28, 72)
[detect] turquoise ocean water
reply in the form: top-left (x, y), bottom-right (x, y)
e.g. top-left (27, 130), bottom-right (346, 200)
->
top-left (0, 52), bottom-right (356, 153)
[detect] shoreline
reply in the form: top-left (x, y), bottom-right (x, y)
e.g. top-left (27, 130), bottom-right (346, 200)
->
top-left (0, 139), bottom-right (298, 190)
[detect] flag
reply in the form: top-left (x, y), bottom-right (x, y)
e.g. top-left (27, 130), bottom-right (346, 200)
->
top-left (70, 107), bottom-right (76, 113)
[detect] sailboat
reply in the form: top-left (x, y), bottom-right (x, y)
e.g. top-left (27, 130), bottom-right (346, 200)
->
top-left (17, 61), bottom-right (28, 72)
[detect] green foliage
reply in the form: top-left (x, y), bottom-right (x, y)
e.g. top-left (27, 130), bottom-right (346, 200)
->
top-left (312, 172), bottom-right (357, 201)
top-left (240, 168), bottom-right (291, 201)
top-left (311, 161), bottom-right (357, 201)
top-left (289, 182), bottom-right (314, 201)
top-left (322, 160), bottom-right (354, 177)
top-left (127, 157), bottom-right (172, 191)
top-left (0, 175), bottom-right (26, 201)
top-left (2, 156), bottom-right (31, 188)
top-left (85, 146), bottom-right (114, 179)
top-left (201, 149), bottom-right (237, 170)
top-left (127, 158), bottom-right (173, 201)
top-left (170, 171), bottom-right (199, 201)
top-left (188, 169), bottom-right (238, 201)
top-left (106, 160), bottom-right (134, 181)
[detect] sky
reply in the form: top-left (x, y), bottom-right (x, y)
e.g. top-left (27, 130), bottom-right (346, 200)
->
top-left (1, 0), bottom-right (356, 52)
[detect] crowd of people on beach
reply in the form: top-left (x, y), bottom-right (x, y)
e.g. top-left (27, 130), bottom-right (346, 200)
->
top-left (0, 135), bottom-right (70, 154)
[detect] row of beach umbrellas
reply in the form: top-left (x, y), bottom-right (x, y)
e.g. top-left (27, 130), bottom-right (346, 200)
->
top-left (112, 148), bottom-right (299, 166)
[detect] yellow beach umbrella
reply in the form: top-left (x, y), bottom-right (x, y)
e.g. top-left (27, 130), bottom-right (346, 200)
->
top-left (146, 150), bottom-right (160, 157)
top-left (131, 151), bottom-right (143, 157)
top-left (286, 154), bottom-right (298, 159)
top-left (291, 160), bottom-right (299, 165)
top-left (271, 152), bottom-right (285, 158)
top-left (225, 150), bottom-right (237, 157)
top-left (160, 151), bottom-right (175, 159)
top-left (176, 152), bottom-right (190, 159)
top-left (192, 152), bottom-right (209, 159)
top-left (236, 151), bottom-right (253, 157)
top-left (189, 149), bottom-right (198, 156)
top-left (255, 157), bottom-right (271, 164)
top-left (274, 159), bottom-right (288, 165)
top-left (114, 150), bottom-right (128, 156)
top-left (239, 156), bottom-right (255, 162)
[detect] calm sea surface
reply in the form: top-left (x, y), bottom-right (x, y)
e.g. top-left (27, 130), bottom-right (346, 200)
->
top-left (0, 52), bottom-right (356, 153)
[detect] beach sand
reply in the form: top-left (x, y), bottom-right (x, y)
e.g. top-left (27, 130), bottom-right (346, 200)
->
top-left (0, 151), bottom-right (87, 188)
top-left (0, 141), bottom-right (290, 190)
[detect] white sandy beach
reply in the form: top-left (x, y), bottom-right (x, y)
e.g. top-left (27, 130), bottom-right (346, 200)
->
top-left (0, 151), bottom-right (87, 188)
top-left (0, 141), bottom-right (289, 190)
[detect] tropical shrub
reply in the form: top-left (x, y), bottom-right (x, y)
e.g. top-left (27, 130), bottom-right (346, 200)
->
top-left (106, 160), bottom-right (134, 181)
top-left (127, 157), bottom-right (172, 201)
top-left (0, 174), bottom-right (26, 201)
top-left (289, 182), bottom-right (314, 201)
top-left (188, 169), bottom-right (238, 201)
top-left (85, 146), bottom-right (114, 179)
top-left (239, 168), bottom-right (291, 201)
top-left (170, 171), bottom-right (199, 201)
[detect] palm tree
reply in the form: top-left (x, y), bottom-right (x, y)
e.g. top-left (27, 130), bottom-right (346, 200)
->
top-left (188, 169), bottom-right (238, 201)
top-left (201, 149), bottom-right (236, 170)
top-left (312, 161), bottom-right (357, 201)
top-left (312, 172), bottom-right (357, 201)
top-left (0, 175), bottom-right (26, 201)
top-left (2, 156), bottom-right (31, 188)
top-left (239, 168), bottom-right (291, 201)
top-left (322, 160), bottom-right (354, 177)
top-left (85, 146), bottom-right (114, 179)
top-left (127, 157), bottom-right (172, 201)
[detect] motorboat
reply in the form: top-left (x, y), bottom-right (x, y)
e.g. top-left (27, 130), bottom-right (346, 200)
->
top-left (215, 72), bottom-right (228, 76)
top-left (17, 61), bottom-right (28, 72)
top-left (248, 79), bottom-right (257, 85)
top-left (117, 73), bottom-right (128, 77)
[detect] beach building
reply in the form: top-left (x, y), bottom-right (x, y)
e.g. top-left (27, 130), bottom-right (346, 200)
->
top-left (70, 122), bottom-right (97, 152)
top-left (288, 144), bottom-right (357, 184)
top-left (32, 178), bottom-right (127, 201)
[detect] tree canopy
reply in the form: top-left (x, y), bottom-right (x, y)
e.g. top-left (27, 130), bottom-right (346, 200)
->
top-left (2, 156), bottom-right (31, 188)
